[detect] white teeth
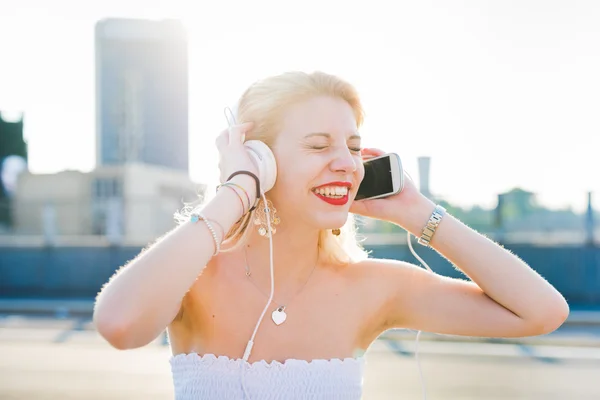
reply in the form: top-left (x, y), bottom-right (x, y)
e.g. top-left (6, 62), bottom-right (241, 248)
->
top-left (314, 186), bottom-right (349, 198)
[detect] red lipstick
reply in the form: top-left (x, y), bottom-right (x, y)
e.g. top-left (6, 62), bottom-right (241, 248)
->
top-left (312, 182), bottom-right (352, 206)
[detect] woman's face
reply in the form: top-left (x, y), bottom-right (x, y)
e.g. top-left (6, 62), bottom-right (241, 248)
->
top-left (268, 95), bottom-right (365, 230)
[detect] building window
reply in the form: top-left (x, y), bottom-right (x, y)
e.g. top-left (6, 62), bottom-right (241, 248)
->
top-left (91, 178), bottom-right (123, 239)
top-left (93, 178), bottom-right (122, 198)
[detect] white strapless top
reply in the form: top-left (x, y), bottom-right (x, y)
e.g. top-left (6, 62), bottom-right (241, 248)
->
top-left (169, 353), bottom-right (365, 400)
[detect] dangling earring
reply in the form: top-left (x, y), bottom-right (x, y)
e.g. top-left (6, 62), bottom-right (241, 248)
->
top-left (332, 228), bottom-right (341, 236)
top-left (254, 198), bottom-right (281, 237)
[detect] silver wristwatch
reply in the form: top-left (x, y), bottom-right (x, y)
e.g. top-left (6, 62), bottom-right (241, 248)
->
top-left (417, 205), bottom-right (446, 247)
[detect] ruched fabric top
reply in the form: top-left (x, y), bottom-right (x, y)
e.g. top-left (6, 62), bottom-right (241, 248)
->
top-left (169, 353), bottom-right (365, 400)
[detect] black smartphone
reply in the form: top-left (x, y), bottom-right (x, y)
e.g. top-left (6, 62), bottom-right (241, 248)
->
top-left (355, 153), bottom-right (404, 201)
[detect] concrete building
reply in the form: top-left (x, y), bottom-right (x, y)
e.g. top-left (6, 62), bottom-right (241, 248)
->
top-left (12, 163), bottom-right (204, 246)
top-left (95, 18), bottom-right (189, 173)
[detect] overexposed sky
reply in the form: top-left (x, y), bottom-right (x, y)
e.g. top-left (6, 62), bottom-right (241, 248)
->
top-left (0, 0), bottom-right (599, 211)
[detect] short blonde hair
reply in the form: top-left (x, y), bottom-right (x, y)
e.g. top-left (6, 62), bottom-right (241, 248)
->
top-left (178, 71), bottom-right (369, 265)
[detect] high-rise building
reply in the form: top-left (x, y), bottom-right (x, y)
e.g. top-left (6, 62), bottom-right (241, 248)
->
top-left (95, 18), bottom-right (189, 173)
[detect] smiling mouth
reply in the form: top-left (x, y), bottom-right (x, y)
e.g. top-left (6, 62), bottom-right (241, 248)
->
top-left (311, 186), bottom-right (350, 199)
top-left (311, 184), bottom-right (352, 206)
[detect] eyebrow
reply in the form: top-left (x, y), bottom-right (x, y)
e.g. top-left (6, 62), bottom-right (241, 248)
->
top-left (304, 132), bottom-right (361, 140)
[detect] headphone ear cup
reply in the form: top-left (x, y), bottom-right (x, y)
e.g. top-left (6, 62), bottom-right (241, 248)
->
top-left (244, 140), bottom-right (277, 193)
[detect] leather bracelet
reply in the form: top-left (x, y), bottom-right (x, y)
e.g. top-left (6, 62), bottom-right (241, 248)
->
top-left (226, 171), bottom-right (260, 211)
top-left (417, 205), bottom-right (446, 247)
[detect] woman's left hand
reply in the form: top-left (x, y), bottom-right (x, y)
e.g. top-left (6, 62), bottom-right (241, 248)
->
top-left (349, 148), bottom-right (435, 233)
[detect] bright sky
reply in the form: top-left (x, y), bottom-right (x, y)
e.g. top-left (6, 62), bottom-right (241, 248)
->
top-left (0, 0), bottom-right (599, 211)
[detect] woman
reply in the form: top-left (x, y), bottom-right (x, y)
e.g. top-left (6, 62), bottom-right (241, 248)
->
top-left (93, 71), bottom-right (569, 399)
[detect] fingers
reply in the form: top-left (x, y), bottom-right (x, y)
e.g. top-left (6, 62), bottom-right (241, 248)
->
top-left (361, 147), bottom-right (385, 160)
top-left (215, 121), bottom-right (257, 186)
top-left (215, 129), bottom-right (229, 152)
top-left (216, 122), bottom-right (254, 152)
top-left (228, 122), bottom-right (254, 145)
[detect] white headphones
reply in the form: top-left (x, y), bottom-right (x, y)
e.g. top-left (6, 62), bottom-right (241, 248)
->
top-left (223, 107), bottom-right (277, 194)
top-left (244, 141), bottom-right (277, 194)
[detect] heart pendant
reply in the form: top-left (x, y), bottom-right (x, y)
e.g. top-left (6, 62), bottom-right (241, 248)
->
top-left (271, 307), bottom-right (287, 326)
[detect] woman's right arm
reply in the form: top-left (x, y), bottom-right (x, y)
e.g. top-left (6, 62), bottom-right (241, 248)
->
top-left (93, 123), bottom-right (257, 350)
top-left (93, 176), bottom-right (252, 350)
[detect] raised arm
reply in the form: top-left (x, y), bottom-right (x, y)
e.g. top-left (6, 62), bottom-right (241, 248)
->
top-left (350, 148), bottom-right (569, 339)
top-left (93, 123), bottom-right (256, 349)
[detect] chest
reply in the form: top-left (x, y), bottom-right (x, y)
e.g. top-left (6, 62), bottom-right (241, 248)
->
top-left (172, 268), bottom-right (374, 363)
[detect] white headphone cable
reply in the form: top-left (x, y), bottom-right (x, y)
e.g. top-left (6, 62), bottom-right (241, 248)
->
top-left (407, 230), bottom-right (432, 400)
top-left (223, 107), bottom-right (274, 398)
top-left (240, 191), bottom-right (275, 399)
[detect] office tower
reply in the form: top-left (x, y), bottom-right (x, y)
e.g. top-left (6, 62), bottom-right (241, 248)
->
top-left (95, 18), bottom-right (189, 173)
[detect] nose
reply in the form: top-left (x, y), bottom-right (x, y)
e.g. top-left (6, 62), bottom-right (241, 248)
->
top-left (330, 148), bottom-right (357, 174)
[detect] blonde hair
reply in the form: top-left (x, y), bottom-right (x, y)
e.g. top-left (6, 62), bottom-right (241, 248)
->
top-left (178, 71), bottom-right (369, 265)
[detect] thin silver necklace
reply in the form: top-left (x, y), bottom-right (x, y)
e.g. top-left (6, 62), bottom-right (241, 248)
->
top-left (244, 250), bottom-right (317, 326)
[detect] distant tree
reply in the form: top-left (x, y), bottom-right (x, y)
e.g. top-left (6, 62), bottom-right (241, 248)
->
top-left (357, 186), bottom-right (589, 235)
top-left (0, 112), bottom-right (28, 227)
top-left (501, 187), bottom-right (539, 220)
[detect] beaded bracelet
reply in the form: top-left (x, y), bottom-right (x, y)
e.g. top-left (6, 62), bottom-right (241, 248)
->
top-left (190, 211), bottom-right (222, 256)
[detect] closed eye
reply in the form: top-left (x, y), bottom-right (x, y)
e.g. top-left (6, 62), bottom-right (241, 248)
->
top-left (310, 145), bottom-right (361, 153)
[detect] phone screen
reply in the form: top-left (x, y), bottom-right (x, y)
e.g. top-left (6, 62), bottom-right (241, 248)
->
top-left (355, 156), bottom-right (394, 200)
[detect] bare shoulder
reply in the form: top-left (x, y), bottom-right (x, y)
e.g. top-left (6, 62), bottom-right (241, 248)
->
top-left (341, 257), bottom-right (424, 344)
top-left (350, 257), bottom-right (426, 288)
top-left (351, 257), bottom-right (542, 339)
top-left (353, 257), bottom-right (414, 271)
top-left (351, 256), bottom-right (469, 323)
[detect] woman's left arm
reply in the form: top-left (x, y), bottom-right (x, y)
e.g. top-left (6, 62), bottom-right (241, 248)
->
top-left (393, 196), bottom-right (570, 333)
top-left (351, 148), bottom-right (569, 337)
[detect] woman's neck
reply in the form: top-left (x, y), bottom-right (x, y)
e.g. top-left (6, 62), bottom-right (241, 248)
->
top-left (242, 222), bottom-right (322, 291)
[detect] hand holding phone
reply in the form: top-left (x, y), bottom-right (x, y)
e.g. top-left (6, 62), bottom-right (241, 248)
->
top-left (355, 152), bottom-right (404, 201)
